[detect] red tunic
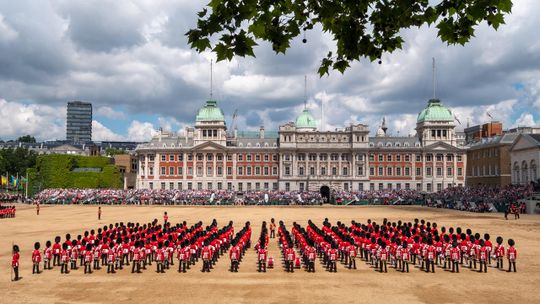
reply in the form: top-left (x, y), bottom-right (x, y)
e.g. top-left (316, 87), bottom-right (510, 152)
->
top-left (12, 253), bottom-right (20, 267)
top-left (32, 249), bottom-right (41, 263)
top-left (507, 246), bottom-right (517, 261)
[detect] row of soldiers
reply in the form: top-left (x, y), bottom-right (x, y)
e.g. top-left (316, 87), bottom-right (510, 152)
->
top-left (0, 205), bottom-right (16, 218)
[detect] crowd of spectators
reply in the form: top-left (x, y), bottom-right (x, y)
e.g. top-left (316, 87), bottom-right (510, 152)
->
top-left (29, 184), bottom-right (534, 213)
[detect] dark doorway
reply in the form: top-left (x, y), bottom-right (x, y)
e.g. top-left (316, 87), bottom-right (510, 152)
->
top-left (320, 186), bottom-right (330, 204)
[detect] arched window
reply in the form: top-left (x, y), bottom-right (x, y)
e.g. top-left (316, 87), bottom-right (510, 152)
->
top-left (522, 160), bottom-right (528, 185)
top-left (531, 160), bottom-right (537, 182)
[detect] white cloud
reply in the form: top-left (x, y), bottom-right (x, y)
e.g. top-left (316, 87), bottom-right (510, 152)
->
top-left (127, 120), bottom-right (158, 141)
top-left (513, 113), bottom-right (537, 128)
top-left (0, 99), bottom-right (65, 141)
top-left (92, 120), bottom-right (125, 141)
top-left (95, 106), bottom-right (127, 120)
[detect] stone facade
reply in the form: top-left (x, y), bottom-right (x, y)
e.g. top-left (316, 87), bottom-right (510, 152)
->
top-left (135, 99), bottom-right (467, 193)
top-left (510, 134), bottom-right (540, 185)
top-left (466, 134), bottom-right (516, 187)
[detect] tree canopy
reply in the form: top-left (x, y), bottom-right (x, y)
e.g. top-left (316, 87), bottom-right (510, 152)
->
top-left (0, 147), bottom-right (37, 176)
top-left (17, 135), bottom-right (37, 143)
top-left (186, 0), bottom-right (513, 75)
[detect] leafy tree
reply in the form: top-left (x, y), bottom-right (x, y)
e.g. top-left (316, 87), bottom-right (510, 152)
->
top-left (187, 0), bottom-right (513, 75)
top-left (0, 147), bottom-right (37, 176)
top-left (17, 135), bottom-right (36, 143)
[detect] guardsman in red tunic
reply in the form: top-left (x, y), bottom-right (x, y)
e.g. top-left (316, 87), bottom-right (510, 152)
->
top-left (507, 239), bottom-right (517, 272)
top-left (60, 243), bottom-right (70, 274)
top-left (307, 246), bottom-right (316, 272)
top-left (43, 240), bottom-right (52, 270)
top-left (495, 236), bottom-right (505, 269)
top-left (52, 236), bottom-right (61, 266)
top-left (12, 245), bottom-right (20, 281)
top-left (379, 242), bottom-right (388, 273)
top-left (163, 212), bottom-right (169, 225)
top-left (201, 241), bottom-right (212, 272)
top-left (328, 245), bottom-right (338, 273)
top-left (156, 242), bottom-right (165, 273)
top-left (348, 243), bottom-right (357, 269)
top-left (32, 242), bottom-right (41, 274)
top-left (84, 244), bottom-right (93, 274)
top-left (230, 244), bottom-right (240, 272)
top-left (70, 240), bottom-right (79, 270)
top-left (401, 241), bottom-right (410, 272)
top-left (132, 241), bottom-right (142, 273)
top-left (286, 246), bottom-right (296, 273)
top-left (426, 239), bottom-right (436, 273)
top-left (107, 242), bottom-right (116, 274)
top-left (478, 239), bottom-right (489, 273)
top-left (257, 240), bottom-right (268, 272)
top-left (451, 241), bottom-right (461, 273)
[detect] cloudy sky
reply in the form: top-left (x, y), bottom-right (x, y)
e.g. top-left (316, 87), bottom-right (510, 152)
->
top-left (0, 0), bottom-right (539, 142)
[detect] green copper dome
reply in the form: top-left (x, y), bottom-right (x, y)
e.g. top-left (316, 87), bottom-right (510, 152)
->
top-left (296, 109), bottom-right (317, 129)
top-left (196, 100), bottom-right (225, 122)
top-left (417, 99), bottom-right (453, 123)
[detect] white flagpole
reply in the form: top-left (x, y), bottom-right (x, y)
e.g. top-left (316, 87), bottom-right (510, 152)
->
top-left (25, 171), bottom-right (29, 199)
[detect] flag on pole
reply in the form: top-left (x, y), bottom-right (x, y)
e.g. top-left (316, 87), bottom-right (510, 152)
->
top-left (1, 176), bottom-right (6, 186)
top-left (11, 176), bottom-right (18, 188)
top-left (454, 115), bottom-right (461, 125)
top-left (487, 112), bottom-right (493, 119)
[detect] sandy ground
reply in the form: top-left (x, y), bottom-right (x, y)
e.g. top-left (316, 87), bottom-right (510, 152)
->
top-left (1, 204), bottom-right (539, 304)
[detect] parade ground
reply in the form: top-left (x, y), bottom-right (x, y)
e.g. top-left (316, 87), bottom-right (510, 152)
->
top-left (1, 204), bottom-right (539, 304)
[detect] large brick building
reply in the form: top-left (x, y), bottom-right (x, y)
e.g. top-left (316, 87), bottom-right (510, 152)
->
top-left (466, 133), bottom-right (517, 187)
top-left (135, 98), bottom-right (467, 195)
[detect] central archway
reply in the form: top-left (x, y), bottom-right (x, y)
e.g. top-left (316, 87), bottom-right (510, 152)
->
top-left (320, 186), bottom-right (330, 204)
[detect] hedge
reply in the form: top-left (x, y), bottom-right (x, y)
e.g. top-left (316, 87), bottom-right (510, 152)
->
top-left (27, 155), bottom-right (122, 195)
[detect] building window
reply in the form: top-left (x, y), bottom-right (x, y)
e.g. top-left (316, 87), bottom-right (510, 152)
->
top-left (207, 154), bottom-right (213, 161)
top-left (285, 166), bottom-right (291, 176)
top-left (299, 183), bottom-right (305, 192)
top-left (264, 167), bottom-right (269, 176)
top-left (370, 167), bottom-right (374, 176)
top-left (370, 183), bottom-right (375, 191)
top-left (405, 183), bottom-right (410, 190)
top-left (457, 167), bottom-right (462, 176)
top-left (447, 167), bottom-right (453, 176)
top-left (246, 154), bottom-right (252, 161)
top-left (446, 154), bottom-right (452, 162)
top-left (387, 167), bottom-right (393, 176)
top-left (396, 155), bottom-right (401, 162)
top-left (178, 167), bottom-right (183, 175)
top-left (264, 182), bottom-right (269, 190)
top-left (426, 154), bottom-right (432, 162)
top-left (285, 182), bottom-right (290, 191)
top-left (310, 167), bottom-right (315, 176)
top-left (217, 167), bottom-right (223, 176)
top-left (255, 182), bottom-right (260, 190)
top-left (161, 182), bottom-right (166, 190)
top-left (405, 167), bottom-right (410, 176)
top-left (169, 167), bottom-right (175, 175)
top-left (342, 167), bottom-right (348, 176)
top-left (178, 182), bottom-right (182, 190)
top-left (197, 167), bottom-right (203, 176)
top-left (197, 154), bottom-right (203, 161)
top-left (169, 155), bottom-right (174, 162)
top-left (169, 182), bottom-right (174, 190)
top-left (332, 167), bottom-right (337, 176)
top-left (238, 167), bottom-right (243, 175)
top-left (396, 183), bottom-right (401, 190)
top-left (273, 183), bottom-right (278, 190)
top-left (427, 183), bottom-right (432, 192)
top-left (436, 154), bottom-right (443, 162)
top-left (207, 182), bottom-right (212, 190)
top-left (437, 183), bottom-right (442, 191)
top-left (404, 154), bottom-right (410, 162)
top-left (396, 167), bottom-right (401, 176)
top-left (378, 183), bottom-right (383, 190)
top-left (319, 154), bottom-right (328, 161)
top-left (255, 166), bottom-right (261, 175)
top-left (149, 182), bottom-right (153, 190)
top-left (161, 155), bottom-right (166, 162)
top-left (161, 167), bottom-right (166, 175)
top-left (197, 182), bottom-right (202, 190)
top-left (273, 167), bottom-right (278, 175)
top-left (321, 167), bottom-right (326, 175)
top-left (299, 167), bottom-right (305, 176)
top-left (387, 183), bottom-right (392, 190)
top-left (246, 167), bottom-right (252, 175)
top-left (227, 182), bottom-right (232, 190)
top-left (149, 167), bottom-right (154, 176)
top-left (188, 182), bottom-right (192, 190)
top-left (238, 183), bottom-right (243, 191)
top-left (378, 167), bottom-right (383, 176)
top-left (217, 182), bottom-right (222, 190)
top-left (426, 167), bottom-right (432, 177)
top-left (416, 183), bottom-right (422, 191)
top-left (457, 155), bottom-right (462, 162)
top-left (357, 166), bottom-right (364, 176)
top-left (369, 154), bottom-right (374, 161)
top-left (436, 167), bottom-right (442, 177)
top-left (358, 183), bottom-right (364, 191)
top-left (227, 154), bottom-right (233, 161)
top-left (416, 154), bottom-right (422, 162)
top-left (188, 167), bottom-right (193, 176)
top-left (344, 183), bottom-right (349, 191)
top-left (187, 154), bottom-right (193, 161)
top-left (255, 154), bottom-right (260, 161)
top-left (378, 154), bottom-right (383, 161)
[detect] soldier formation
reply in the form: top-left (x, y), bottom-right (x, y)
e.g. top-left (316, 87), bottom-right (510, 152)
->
top-left (11, 216), bottom-right (519, 281)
